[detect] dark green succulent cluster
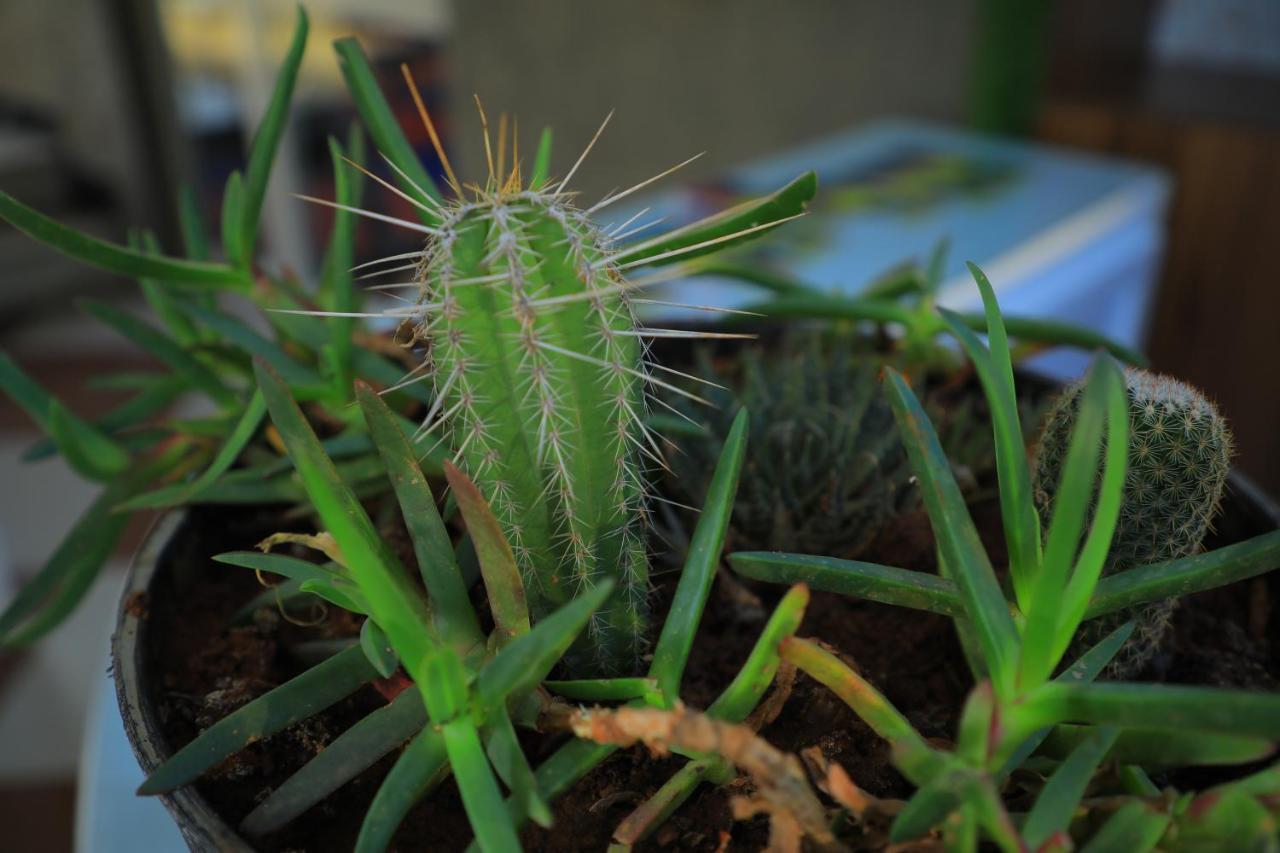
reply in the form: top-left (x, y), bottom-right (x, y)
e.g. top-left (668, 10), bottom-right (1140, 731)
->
top-left (667, 337), bottom-right (913, 557)
top-left (1035, 367), bottom-right (1233, 675)
top-left (664, 333), bottom-right (1046, 559)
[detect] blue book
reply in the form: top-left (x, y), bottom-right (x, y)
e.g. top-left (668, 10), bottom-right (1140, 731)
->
top-left (627, 119), bottom-right (1170, 379)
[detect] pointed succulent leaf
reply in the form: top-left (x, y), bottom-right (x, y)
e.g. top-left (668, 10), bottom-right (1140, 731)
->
top-left (240, 685), bottom-right (426, 837)
top-left (0, 191), bottom-right (246, 288)
top-left (332, 37), bottom-right (442, 210)
top-left (615, 171), bottom-right (816, 267)
top-left (728, 552), bottom-right (963, 616)
top-left (357, 381), bottom-right (482, 647)
top-left (1023, 726), bottom-right (1120, 849)
top-left (472, 580), bottom-right (615, 719)
top-left (881, 367), bottom-right (1019, 695)
top-left (138, 645), bottom-right (378, 795)
top-left (120, 390), bottom-right (266, 510)
top-left (254, 358), bottom-right (436, 668)
top-left (240, 5), bottom-right (309, 257)
top-left (649, 408), bottom-right (748, 705)
top-left (354, 726), bottom-right (449, 853)
top-left (360, 618), bottom-right (399, 677)
top-left (443, 460), bottom-right (529, 643)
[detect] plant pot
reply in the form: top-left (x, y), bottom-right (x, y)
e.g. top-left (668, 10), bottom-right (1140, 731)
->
top-left (113, 510), bottom-right (254, 852)
top-left (112, 435), bottom-right (1280, 845)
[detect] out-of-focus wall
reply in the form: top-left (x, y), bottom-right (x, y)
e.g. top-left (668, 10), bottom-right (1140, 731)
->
top-left (450, 1), bottom-right (979, 198)
top-left (0, 0), bottom-right (180, 231)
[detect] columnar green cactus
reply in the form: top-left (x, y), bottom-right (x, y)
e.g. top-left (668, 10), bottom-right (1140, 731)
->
top-left (411, 182), bottom-right (651, 673)
top-left (309, 102), bottom-right (813, 673)
top-left (1034, 367), bottom-right (1234, 674)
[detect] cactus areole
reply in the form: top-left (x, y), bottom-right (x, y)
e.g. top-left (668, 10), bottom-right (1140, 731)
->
top-left (412, 188), bottom-right (650, 673)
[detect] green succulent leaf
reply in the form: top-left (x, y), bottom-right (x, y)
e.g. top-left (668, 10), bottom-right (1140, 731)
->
top-left (81, 300), bottom-right (235, 405)
top-left (606, 584), bottom-right (811, 846)
top-left (468, 739), bottom-right (618, 852)
top-left (442, 716), bottom-right (522, 853)
top-left (240, 5), bottom-right (309, 258)
top-left (220, 170), bottom-right (247, 268)
top-left (240, 685), bottom-right (426, 837)
top-left (21, 377), bottom-right (184, 463)
top-left (611, 759), bottom-right (714, 847)
top-left (707, 583), bottom-right (809, 722)
top-left (995, 620), bottom-right (1133, 779)
top-left (727, 552), bottom-right (963, 617)
top-left (1085, 529), bottom-right (1280, 619)
top-left (472, 580), bottom-right (615, 720)
top-left (254, 358), bottom-right (436, 668)
top-left (119, 389), bottom-right (266, 510)
top-left (1078, 800), bottom-right (1170, 853)
top-left (938, 266), bottom-right (1038, 610)
top-left (615, 171), bottom-right (817, 267)
top-left (687, 259), bottom-right (813, 297)
top-left (320, 132), bottom-right (361, 393)
top-left (0, 191), bottom-right (246, 288)
top-left (1022, 726), bottom-right (1119, 849)
top-left (47, 401), bottom-right (130, 481)
top-left (355, 727), bottom-right (449, 853)
top-left (1052, 357), bottom-right (1130, 663)
top-left (178, 183), bottom-right (211, 261)
top-left (889, 779), bottom-right (959, 846)
top-left (740, 292), bottom-right (925, 328)
top-left (333, 37), bottom-right (442, 211)
top-left (890, 767), bottom-right (1002, 847)
top-left (959, 312), bottom-right (1148, 367)
top-left (442, 460), bottom-right (530, 644)
top-left (881, 367), bottom-right (1019, 696)
top-left (529, 127), bottom-right (553, 187)
top-left (179, 303), bottom-right (325, 392)
top-left (132, 230), bottom-right (202, 344)
top-left (357, 381), bottom-right (482, 648)
top-left (1041, 724), bottom-right (1273, 768)
top-left (0, 436), bottom-right (191, 646)
top-left (138, 645), bottom-right (377, 795)
top-left (360, 617), bottom-right (399, 677)
top-left (191, 453), bottom-right (386, 505)
top-left (484, 709), bottom-right (552, 828)
top-left (649, 408), bottom-right (748, 706)
top-left (1021, 356), bottom-right (1127, 685)
top-left (781, 636), bottom-right (943, 784)
top-left (1024, 681), bottom-right (1280, 740)
top-left (922, 239), bottom-right (950, 295)
top-left (213, 551), bottom-right (368, 615)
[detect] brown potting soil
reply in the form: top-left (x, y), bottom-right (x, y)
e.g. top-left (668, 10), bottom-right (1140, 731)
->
top-left (142, 478), bottom-right (1277, 852)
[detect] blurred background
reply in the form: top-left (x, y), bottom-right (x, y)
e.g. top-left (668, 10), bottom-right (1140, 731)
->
top-left (0, 1), bottom-right (1277, 850)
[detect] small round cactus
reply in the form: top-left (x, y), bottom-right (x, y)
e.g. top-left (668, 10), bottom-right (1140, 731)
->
top-left (667, 337), bottom-right (916, 557)
top-left (1034, 368), bottom-right (1233, 675)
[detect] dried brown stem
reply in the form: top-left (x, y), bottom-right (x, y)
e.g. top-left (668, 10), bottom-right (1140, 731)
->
top-left (569, 704), bottom-right (842, 851)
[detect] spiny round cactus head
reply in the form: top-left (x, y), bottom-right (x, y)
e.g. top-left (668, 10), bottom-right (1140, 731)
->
top-left (412, 176), bottom-right (651, 674)
top-left (1034, 367), bottom-right (1234, 675)
top-left (667, 335), bottom-right (916, 557)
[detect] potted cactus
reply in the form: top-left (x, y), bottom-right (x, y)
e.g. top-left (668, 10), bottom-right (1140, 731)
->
top-left (3, 9), bottom-right (1280, 852)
